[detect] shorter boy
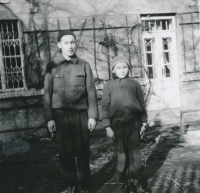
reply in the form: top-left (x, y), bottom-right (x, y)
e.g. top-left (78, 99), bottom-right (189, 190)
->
top-left (101, 55), bottom-right (151, 193)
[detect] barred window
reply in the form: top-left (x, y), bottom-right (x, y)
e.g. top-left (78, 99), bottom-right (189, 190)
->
top-left (142, 19), bottom-right (172, 31)
top-left (0, 20), bottom-right (26, 92)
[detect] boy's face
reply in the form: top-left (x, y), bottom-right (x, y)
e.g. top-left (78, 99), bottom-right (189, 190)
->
top-left (113, 62), bottom-right (129, 79)
top-left (57, 35), bottom-right (76, 57)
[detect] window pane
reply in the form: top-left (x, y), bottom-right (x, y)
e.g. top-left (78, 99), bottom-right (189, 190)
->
top-left (150, 20), bottom-right (155, 31)
top-left (163, 52), bottom-right (170, 64)
top-left (18, 73), bottom-right (24, 88)
top-left (169, 20), bottom-right (172, 30)
top-left (156, 20), bottom-right (162, 30)
top-left (148, 67), bottom-right (154, 79)
top-left (146, 40), bottom-right (152, 51)
top-left (163, 38), bottom-right (170, 50)
top-left (164, 65), bottom-right (171, 77)
top-left (164, 43), bottom-right (168, 50)
top-left (15, 44), bottom-right (21, 55)
top-left (162, 20), bottom-right (166, 30)
top-left (147, 53), bottom-right (153, 65)
top-left (4, 57), bottom-right (24, 89)
top-left (0, 20), bottom-right (18, 40)
top-left (2, 40), bottom-right (20, 56)
top-left (142, 21), bottom-right (149, 31)
top-left (142, 19), bottom-right (172, 31)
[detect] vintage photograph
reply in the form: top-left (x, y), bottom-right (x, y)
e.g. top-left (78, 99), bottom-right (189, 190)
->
top-left (0, 0), bottom-right (200, 192)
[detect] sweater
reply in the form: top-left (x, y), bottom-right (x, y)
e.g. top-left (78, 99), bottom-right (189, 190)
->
top-left (101, 76), bottom-right (148, 128)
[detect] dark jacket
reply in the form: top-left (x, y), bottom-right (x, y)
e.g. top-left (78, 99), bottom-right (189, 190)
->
top-left (101, 76), bottom-right (148, 128)
top-left (44, 54), bottom-right (98, 122)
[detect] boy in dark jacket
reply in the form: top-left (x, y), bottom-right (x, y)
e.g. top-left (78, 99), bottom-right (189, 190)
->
top-left (44, 31), bottom-right (98, 193)
top-left (101, 55), bottom-right (151, 193)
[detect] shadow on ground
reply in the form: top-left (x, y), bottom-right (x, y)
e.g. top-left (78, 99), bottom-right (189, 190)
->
top-left (1, 126), bottom-right (200, 193)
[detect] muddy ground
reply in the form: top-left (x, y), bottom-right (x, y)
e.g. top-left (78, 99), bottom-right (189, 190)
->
top-left (0, 126), bottom-right (200, 193)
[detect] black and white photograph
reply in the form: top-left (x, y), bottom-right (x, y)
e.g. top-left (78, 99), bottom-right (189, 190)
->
top-left (0, 0), bottom-right (200, 192)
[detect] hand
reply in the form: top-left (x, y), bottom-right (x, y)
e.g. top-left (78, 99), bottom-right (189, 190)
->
top-left (140, 123), bottom-right (147, 139)
top-left (88, 118), bottom-right (96, 131)
top-left (47, 120), bottom-right (56, 137)
top-left (106, 127), bottom-right (115, 139)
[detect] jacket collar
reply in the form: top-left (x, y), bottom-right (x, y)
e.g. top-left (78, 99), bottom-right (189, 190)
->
top-left (53, 53), bottom-right (78, 65)
top-left (69, 54), bottom-right (78, 64)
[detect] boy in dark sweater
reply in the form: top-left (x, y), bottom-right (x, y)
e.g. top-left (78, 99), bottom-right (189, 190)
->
top-left (44, 31), bottom-right (98, 193)
top-left (101, 55), bottom-right (151, 193)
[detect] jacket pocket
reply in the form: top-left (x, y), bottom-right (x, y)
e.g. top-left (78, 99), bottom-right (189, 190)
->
top-left (53, 74), bottom-right (64, 87)
top-left (74, 71), bottom-right (85, 86)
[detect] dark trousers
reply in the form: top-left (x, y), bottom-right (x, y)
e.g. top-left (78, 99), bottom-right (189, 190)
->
top-left (54, 110), bottom-right (90, 190)
top-left (112, 116), bottom-right (142, 183)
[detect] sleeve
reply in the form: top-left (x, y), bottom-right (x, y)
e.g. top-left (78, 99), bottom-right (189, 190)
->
top-left (44, 62), bottom-right (54, 122)
top-left (101, 82), bottom-right (111, 128)
top-left (136, 81), bottom-right (148, 123)
top-left (85, 63), bottom-right (99, 119)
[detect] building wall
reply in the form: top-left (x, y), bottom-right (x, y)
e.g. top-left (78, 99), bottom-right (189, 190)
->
top-left (0, 0), bottom-right (198, 20)
top-left (0, 96), bottom-right (46, 141)
top-left (176, 12), bottom-right (200, 111)
top-left (0, 0), bottom-right (199, 140)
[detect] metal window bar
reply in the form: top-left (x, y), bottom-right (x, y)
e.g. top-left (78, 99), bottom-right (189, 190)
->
top-left (18, 20), bottom-right (27, 90)
top-left (0, 33), bottom-right (5, 90)
top-left (0, 20), bottom-right (26, 92)
top-left (179, 12), bottom-right (200, 73)
top-left (181, 13), bottom-right (186, 73)
top-left (45, 19), bottom-right (51, 62)
top-left (125, 15), bottom-right (132, 74)
top-left (137, 15), bottom-right (142, 67)
top-left (160, 20), bottom-right (162, 30)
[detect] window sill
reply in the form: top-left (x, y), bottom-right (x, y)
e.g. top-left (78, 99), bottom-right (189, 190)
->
top-left (0, 88), bottom-right (44, 99)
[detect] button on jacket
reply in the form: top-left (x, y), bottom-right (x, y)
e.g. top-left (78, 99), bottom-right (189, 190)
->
top-left (44, 54), bottom-right (98, 122)
top-left (101, 77), bottom-right (148, 128)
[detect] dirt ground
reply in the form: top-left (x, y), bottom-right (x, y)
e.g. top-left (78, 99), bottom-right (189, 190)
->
top-left (0, 126), bottom-right (200, 193)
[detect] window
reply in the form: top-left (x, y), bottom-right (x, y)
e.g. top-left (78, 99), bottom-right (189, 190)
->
top-left (142, 19), bottom-right (172, 31)
top-left (144, 39), bottom-right (155, 79)
top-left (0, 20), bottom-right (26, 92)
top-left (162, 38), bottom-right (171, 77)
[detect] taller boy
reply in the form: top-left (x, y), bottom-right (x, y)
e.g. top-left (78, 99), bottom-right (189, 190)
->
top-left (44, 31), bottom-right (98, 193)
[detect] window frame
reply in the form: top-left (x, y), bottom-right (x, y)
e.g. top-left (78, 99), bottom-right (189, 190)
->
top-left (0, 19), bottom-right (27, 92)
top-left (141, 16), bottom-right (176, 32)
top-left (144, 38), bottom-right (155, 79)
